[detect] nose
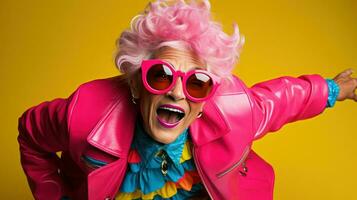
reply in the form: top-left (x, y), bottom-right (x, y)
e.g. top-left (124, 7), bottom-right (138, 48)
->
top-left (167, 77), bottom-right (185, 101)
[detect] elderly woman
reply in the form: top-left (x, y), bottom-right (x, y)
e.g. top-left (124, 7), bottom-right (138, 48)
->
top-left (18, 0), bottom-right (357, 200)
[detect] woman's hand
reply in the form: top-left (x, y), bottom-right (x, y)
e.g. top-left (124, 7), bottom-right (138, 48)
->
top-left (333, 69), bottom-right (357, 101)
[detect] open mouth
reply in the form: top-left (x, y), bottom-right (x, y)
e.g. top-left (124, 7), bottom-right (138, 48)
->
top-left (156, 104), bottom-right (185, 128)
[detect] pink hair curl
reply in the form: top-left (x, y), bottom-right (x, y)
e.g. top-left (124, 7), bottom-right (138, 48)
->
top-left (115, 0), bottom-right (244, 79)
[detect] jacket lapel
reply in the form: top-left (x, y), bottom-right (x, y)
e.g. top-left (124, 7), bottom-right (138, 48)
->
top-left (85, 85), bottom-right (137, 199)
top-left (190, 98), bottom-right (231, 146)
top-left (86, 90), bottom-right (137, 158)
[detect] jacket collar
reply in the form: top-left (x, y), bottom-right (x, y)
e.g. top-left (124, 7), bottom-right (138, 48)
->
top-left (189, 99), bottom-right (231, 146)
top-left (86, 86), bottom-right (137, 158)
top-left (86, 78), bottom-right (231, 157)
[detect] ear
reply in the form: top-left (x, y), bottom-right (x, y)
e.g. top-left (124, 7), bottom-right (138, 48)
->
top-left (129, 73), bottom-right (141, 99)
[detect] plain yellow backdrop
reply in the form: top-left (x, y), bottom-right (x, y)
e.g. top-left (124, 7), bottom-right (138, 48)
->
top-left (1, 0), bottom-right (356, 199)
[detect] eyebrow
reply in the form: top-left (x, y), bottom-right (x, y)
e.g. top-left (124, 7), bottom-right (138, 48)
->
top-left (179, 66), bottom-right (206, 72)
top-left (172, 62), bottom-right (205, 69)
top-left (193, 66), bottom-right (206, 70)
top-left (164, 60), bottom-right (206, 71)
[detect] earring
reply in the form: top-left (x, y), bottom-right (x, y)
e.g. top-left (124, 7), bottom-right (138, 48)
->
top-left (197, 112), bottom-right (203, 118)
top-left (131, 94), bottom-right (137, 105)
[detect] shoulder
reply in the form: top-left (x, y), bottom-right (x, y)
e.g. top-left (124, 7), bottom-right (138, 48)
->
top-left (73, 75), bottom-right (131, 108)
top-left (76, 75), bottom-right (129, 98)
top-left (215, 75), bottom-right (249, 96)
top-left (209, 74), bottom-right (254, 131)
top-left (191, 75), bottom-right (255, 146)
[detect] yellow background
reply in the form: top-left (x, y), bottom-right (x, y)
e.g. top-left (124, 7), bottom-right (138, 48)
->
top-left (1, 0), bottom-right (356, 199)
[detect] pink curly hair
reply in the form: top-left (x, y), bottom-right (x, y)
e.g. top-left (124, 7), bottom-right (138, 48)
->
top-left (115, 0), bottom-right (244, 79)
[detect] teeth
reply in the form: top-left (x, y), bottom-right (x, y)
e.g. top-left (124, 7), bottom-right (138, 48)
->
top-left (160, 107), bottom-right (184, 114)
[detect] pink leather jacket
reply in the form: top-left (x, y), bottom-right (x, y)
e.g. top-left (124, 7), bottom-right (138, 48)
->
top-left (18, 74), bottom-right (328, 200)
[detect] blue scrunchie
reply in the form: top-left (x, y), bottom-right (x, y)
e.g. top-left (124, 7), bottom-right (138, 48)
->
top-left (326, 79), bottom-right (340, 108)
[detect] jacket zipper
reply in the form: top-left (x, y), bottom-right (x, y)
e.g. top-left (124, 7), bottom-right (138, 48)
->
top-left (216, 145), bottom-right (250, 178)
top-left (192, 146), bottom-right (214, 200)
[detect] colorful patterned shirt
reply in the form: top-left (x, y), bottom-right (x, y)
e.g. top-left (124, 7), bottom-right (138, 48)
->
top-left (116, 122), bottom-right (203, 200)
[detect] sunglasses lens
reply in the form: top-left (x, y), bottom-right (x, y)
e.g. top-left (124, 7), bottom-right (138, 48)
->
top-left (147, 64), bottom-right (173, 91)
top-left (186, 73), bottom-right (213, 99)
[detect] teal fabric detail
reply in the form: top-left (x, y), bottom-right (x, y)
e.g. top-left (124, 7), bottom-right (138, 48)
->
top-left (138, 168), bottom-right (165, 193)
top-left (326, 79), bottom-right (340, 108)
top-left (82, 155), bottom-right (107, 167)
top-left (134, 121), bottom-right (188, 165)
top-left (182, 159), bottom-right (195, 171)
top-left (129, 163), bottom-right (140, 173)
top-left (119, 121), bottom-right (201, 198)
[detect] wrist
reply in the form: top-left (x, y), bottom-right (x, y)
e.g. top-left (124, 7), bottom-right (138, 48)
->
top-left (326, 79), bottom-right (340, 108)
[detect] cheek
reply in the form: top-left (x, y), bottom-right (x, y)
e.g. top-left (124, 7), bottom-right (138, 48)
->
top-left (139, 93), bottom-right (152, 120)
top-left (187, 102), bottom-right (204, 120)
top-left (139, 93), bottom-right (161, 120)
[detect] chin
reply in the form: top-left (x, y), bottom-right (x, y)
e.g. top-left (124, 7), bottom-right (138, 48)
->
top-left (149, 104), bottom-right (188, 144)
top-left (149, 126), bottom-right (184, 144)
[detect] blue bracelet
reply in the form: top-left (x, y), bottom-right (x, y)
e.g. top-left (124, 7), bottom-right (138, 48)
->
top-left (326, 79), bottom-right (340, 108)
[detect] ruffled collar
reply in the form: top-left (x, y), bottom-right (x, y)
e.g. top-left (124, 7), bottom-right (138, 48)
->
top-left (118, 121), bottom-right (202, 197)
top-left (133, 121), bottom-right (188, 165)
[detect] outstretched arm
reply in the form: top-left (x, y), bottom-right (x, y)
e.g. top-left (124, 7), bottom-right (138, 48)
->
top-left (248, 69), bottom-right (356, 140)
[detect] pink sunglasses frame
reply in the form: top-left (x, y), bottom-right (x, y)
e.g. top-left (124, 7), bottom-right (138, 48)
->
top-left (141, 59), bottom-right (221, 103)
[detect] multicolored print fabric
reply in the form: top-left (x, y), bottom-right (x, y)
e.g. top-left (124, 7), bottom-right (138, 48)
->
top-left (116, 122), bottom-right (203, 200)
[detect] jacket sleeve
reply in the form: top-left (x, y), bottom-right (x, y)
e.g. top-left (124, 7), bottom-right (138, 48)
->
top-left (17, 90), bottom-right (78, 200)
top-left (247, 74), bottom-right (329, 140)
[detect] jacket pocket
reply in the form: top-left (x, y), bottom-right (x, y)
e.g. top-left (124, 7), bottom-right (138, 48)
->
top-left (236, 150), bottom-right (275, 200)
top-left (216, 145), bottom-right (251, 178)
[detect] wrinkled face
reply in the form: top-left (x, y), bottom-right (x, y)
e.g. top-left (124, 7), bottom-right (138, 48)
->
top-left (130, 47), bottom-right (206, 144)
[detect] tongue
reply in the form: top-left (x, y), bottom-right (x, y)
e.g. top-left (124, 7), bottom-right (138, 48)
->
top-left (157, 109), bottom-right (179, 124)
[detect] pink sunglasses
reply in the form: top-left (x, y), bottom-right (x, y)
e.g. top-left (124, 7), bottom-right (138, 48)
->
top-left (141, 59), bottom-right (221, 102)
